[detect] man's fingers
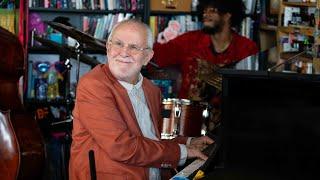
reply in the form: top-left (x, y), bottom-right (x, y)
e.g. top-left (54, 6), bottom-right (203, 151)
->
top-left (197, 151), bottom-right (208, 161)
top-left (190, 136), bottom-right (214, 147)
top-left (199, 136), bottom-right (214, 144)
top-left (204, 136), bottom-right (214, 144)
top-left (187, 148), bottom-right (208, 160)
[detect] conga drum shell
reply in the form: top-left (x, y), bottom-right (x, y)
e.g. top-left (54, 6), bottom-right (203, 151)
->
top-left (161, 99), bottom-right (180, 139)
top-left (179, 101), bottom-right (206, 137)
top-left (160, 99), bottom-right (208, 139)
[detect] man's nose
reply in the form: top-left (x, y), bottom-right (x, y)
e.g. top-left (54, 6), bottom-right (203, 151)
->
top-left (119, 45), bottom-right (130, 56)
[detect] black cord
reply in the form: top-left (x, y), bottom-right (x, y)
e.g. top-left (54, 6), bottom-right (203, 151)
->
top-left (89, 150), bottom-right (97, 180)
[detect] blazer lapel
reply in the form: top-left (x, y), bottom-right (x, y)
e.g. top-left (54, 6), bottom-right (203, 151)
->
top-left (142, 81), bottom-right (161, 139)
top-left (103, 65), bottom-right (143, 136)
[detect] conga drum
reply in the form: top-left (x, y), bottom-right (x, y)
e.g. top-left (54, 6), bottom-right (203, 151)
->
top-left (160, 99), bottom-right (210, 139)
top-left (178, 99), bottom-right (209, 137)
top-left (161, 98), bottom-right (181, 139)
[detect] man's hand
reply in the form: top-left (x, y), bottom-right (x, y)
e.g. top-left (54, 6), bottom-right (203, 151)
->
top-left (186, 136), bottom-right (214, 160)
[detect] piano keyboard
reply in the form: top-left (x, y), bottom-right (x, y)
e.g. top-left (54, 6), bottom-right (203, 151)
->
top-left (170, 159), bottom-right (205, 179)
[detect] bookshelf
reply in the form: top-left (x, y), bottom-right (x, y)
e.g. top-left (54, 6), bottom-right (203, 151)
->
top-left (277, 0), bottom-right (319, 73)
top-left (25, 0), bottom-right (263, 105)
top-left (25, 0), bottom-right (149, 130)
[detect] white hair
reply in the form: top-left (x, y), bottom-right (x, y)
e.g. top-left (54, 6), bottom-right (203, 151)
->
top-left (107, 19), bottom-right (154, 49)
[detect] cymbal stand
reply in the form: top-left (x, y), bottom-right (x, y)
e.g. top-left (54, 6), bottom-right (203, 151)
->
top-left (50, 57), bottom-right (73, 180)
top-left (49, 40), bottom-right (83, 128)
top-left (75, 41), bottom-right (82, 91)
top-left (51, 41), bottom-right (82, 126)
top-left (50, 58), bottom-right (73, 128)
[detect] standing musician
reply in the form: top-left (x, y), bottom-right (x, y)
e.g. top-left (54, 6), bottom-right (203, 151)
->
top-left (69, 19), bottom-right (214, 180)
top-left (152, 0), bottom-right (258, 100)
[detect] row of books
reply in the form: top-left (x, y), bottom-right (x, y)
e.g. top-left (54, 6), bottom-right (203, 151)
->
top-left (244, 0), bottom-right (257, 15)
top-left (28, 0), bottom-right (143, 11)
top-left (0, 2), bottom-right (16, 9)
top-left (241, 17), bottom-right (255, 40)
top-left (0, 9), bottom-right (17, 34)
top-left (83, 13), bottom-right (135, 40)
top-left (149, 15), bottom-right (202, 41)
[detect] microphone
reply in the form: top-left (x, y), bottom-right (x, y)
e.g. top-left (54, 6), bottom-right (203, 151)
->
top-left (89, 150), bottom-right (97, 180)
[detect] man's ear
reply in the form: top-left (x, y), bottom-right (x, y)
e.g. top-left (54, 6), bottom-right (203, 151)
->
top-left (106, 42), bottom-right (111, 54)
top-left (224, 12), bottom-right (232, 23)
top-left (144, 50), bottom-right (154, 66)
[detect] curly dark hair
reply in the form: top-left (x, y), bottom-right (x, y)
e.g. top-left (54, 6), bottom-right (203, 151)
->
top-left (197, 0), bottom-right (246, 28)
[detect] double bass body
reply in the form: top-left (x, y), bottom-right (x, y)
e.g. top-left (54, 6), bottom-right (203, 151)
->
top-left (0, 26), bottom-right (45, 179)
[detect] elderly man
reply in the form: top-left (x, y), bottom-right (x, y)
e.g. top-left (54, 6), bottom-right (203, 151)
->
top-left (69, 19), bottom-right (213, 180)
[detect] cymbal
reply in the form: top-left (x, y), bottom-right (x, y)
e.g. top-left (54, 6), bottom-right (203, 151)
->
top-left (34, 36), bottom-right (101, 67)
top-left (46, 21), bottom-right (106, 51)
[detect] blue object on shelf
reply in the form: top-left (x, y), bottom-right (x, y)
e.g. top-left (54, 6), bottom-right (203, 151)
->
top-left (49, 33), bottom-right (63, 44)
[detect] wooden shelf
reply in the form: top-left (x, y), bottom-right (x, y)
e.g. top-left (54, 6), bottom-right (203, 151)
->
top-left (283, 1), bottom-right (316, 7)
top-left (28, 46), bottom-right (106, 54)
top-left (260, 24), bottom-right (277, 31)
top-left (150, 10), bottom-right (198, 15)
top-left (278, 26), bottom-right (314, 36)
top-left (277, 0), bottom-right (320, 62)
top-left (25, 98), bottom-right (74, 106)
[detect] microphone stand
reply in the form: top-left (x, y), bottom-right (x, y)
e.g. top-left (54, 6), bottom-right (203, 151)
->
top-left (75, 41), bottom-right (82, 92)
top-left (267, 50), bottom-right (307, 72)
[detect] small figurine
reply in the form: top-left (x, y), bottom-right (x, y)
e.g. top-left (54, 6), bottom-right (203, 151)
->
top-left (157, 20), bottom-right (181, 44)
top-left (46, 65), bottom-right (63, 101)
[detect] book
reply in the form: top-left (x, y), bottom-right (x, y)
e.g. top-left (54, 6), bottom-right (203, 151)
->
top-left (0, 9), bottom-right (16, 34)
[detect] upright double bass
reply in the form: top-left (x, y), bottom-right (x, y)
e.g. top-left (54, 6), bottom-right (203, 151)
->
top-left (0, 27), bottom-right (45, 179)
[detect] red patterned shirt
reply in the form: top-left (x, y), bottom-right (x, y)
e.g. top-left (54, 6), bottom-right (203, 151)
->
top-left (152, 30), bottom-right (258, 99)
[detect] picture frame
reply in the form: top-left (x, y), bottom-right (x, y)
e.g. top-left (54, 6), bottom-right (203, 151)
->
top-left (270, 0), bottom-right (280, 15)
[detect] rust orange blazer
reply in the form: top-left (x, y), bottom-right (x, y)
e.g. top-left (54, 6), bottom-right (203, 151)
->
top-left (69, 64), bottom-right (188, 180)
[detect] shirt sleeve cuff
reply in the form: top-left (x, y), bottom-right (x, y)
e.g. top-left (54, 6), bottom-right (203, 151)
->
top-left (178, 144), bottom-right (187, 166)
top-left (186, 137), bottom-right (194, 146)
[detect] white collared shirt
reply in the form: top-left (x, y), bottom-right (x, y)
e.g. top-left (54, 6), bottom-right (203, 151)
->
top-left (118, 74), bottom-right (187, 180)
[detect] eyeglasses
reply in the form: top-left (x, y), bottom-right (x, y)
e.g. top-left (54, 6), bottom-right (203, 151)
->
top-left (108, 39), bottom-right (150, 55)
top-left (203, 7), bottom-right (219, 15)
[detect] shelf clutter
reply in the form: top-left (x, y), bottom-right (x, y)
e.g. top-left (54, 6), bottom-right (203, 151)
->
top-left (277, 0), bottom-right (320, 73)
top-left (5, 0), bottom-right (320, 179)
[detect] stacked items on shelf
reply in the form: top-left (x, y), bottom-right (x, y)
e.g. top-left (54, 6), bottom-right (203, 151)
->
top-left (149, 0), bottom-right (201, 41)
top-left (312, 0), bottom-right (320, 73)
top-left (28, 0), bottom-right (143, 49)
top-left (277, 0), bottom-right (319, 73)
top-left (27, 54), bottom-right (65, 101)
top-left (28, 0), bottom-right (144, 11)
top-left (29, 12), bottom-right (137, 50)
top-left (26, 0), bottom-right (147, 106)
top-left (83, 12), bottom-right (134, 40)
top-left (0, 0), bottom-right (19, 34)
top-left (242, 0), bottom-right (258, 41)
top-left (241, 17), bottom-right (255, 40)
top-left (278, 0), bottom-right (317, 53)
top-left (149, 15), bottom-right (201, 41)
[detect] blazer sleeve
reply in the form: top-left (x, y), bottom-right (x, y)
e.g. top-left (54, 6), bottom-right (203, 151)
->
top-left (74, 77), bottom-right (182, 168)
